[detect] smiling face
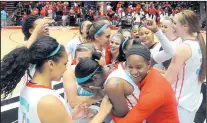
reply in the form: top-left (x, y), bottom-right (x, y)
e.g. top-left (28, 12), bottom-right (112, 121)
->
top-left (161, 19), bottom-right (175, 38)
top-left (126, 55), bottom-right (150, 82)
top-left (109, 36), bottom-right (122, 54)
top-left (131, 27), bottom-right (139, 39)
top-left (138, 27), bottom-right (154, 48)
top-left (171, 14), bottom-right (185, 37)
top-left (96, 27), bottom-right (111, 48)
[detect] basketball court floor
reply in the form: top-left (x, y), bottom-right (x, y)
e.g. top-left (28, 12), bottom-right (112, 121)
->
top-left (1, 26), bottom-right (206, 123)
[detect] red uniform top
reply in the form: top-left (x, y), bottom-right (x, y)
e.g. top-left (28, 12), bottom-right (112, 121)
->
top-left (105, 43), bottom-right (111, 65)
top-left (112, 68), bottom-right (179, 123)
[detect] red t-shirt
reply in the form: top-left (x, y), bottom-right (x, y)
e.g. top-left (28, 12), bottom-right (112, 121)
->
top-left (112, 68), bottom-right (179, 123)
top-left (40, 9), bottom-right (47, 16)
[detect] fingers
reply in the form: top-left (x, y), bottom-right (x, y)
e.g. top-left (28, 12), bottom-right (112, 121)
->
top-left (103, 95), bottom-right (109, 100)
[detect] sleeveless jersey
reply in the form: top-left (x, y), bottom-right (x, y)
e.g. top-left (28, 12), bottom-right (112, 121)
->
top-left (172, 40), bottom-right (203, 112)
top-left (117, 61), bottom-right (126, 70)
top-left (18, 82), bottom-right (72, 123)
top-left (104, 68), bottom-right (140, 109)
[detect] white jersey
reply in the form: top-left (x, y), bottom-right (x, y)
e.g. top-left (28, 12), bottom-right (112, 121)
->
top-left (172, 40), bottom-right (203, 112)
top-left (117, 61), bottom-right (126, 70)
top-left (66, 36), bottom-right (82, 59)
top-left (151, 37), bottom-right (182, 70)
top-left (18, 82), bottom-right (72, 123)
top-left (104, 68), bottom-right (140, 109)
top-left (150, 43), bottom-right (165, 69)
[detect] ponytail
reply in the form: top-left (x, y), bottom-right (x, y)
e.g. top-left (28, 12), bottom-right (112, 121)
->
top-left (1, 47), bottom-right (31, 98)
top-left (86, 23), bottom-right (93, 40)
top-left (197, 32), bottom-right (206, 82)
top-left (1, 36), bottom-right (65, 99)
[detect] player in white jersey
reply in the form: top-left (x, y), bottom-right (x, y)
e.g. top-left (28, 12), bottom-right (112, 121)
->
top-left (1, 19), bottom-right (113, 123)
top-left (66, 20), bottom-right (92, 60)
top-left (20, 16), bottom-right (51, 85)
top-left (74, 50), bottom-right (141, 118)
top-left (63, 43), bottom-right (100, 108)
top-left (143, 10), bottom-right (206, 123)
top-left (151, 17), bottom-right (182, 71)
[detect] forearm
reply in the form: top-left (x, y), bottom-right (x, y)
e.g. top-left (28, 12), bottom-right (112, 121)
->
top-left (112, 108), bottom-right (128, 117)
top-left (25, 28), bottom-right (40, 48)
top-left (154, 29), bottom-right (175, 56)
top-left (69, 96), bottom-right (100, 108)
top-left (153, 50), bottom-right (172, 63)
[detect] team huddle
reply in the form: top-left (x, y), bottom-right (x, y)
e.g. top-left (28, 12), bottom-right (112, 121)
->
top-left (1, 9), bottom-right (206, 123)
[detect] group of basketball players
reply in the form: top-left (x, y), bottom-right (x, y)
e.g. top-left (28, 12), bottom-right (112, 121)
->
top-left (1, 9), bottom-right (206, 123)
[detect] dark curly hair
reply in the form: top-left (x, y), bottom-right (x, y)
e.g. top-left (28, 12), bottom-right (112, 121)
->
top-left (1, 36), bottom-right (65, 98)
top-left (22, 15), bottom-right (40, 41)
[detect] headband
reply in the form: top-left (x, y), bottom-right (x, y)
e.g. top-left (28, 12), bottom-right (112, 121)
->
top-left (126, 46), bottom-right (151, 61)
top-left (47, 43), bottom-right (61, 58)
top-left (76, 67), bottom-right (99, 84)
top-left (95, 24), bottom-right (110, 36)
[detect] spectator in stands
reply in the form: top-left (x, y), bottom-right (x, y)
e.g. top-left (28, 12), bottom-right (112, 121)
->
top-left (1, 7), bottom-right (7, 28)
top-left (21, 12), bottom-right (27, 26)
top-left (47, 6), bottom-right (53, 18)
top-left (40, 6), bottom-right (47, 17)
top-left (62, 6), bottom-right (69, 26)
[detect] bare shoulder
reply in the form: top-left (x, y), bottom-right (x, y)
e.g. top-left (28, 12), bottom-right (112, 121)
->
top-left (37, 95), bottom-right (65, 114)
top-left (174, 42), bottom-right (192, 60)
top-left (37, 95), bottom-right (72, 123)
top-left (176, 42), bottom-right (191, 53)
top-left (105, 78), bottom-right (124, 91)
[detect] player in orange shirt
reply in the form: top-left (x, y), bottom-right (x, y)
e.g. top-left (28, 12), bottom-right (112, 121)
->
top-left (112, 45), bottom-right (179, 123)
